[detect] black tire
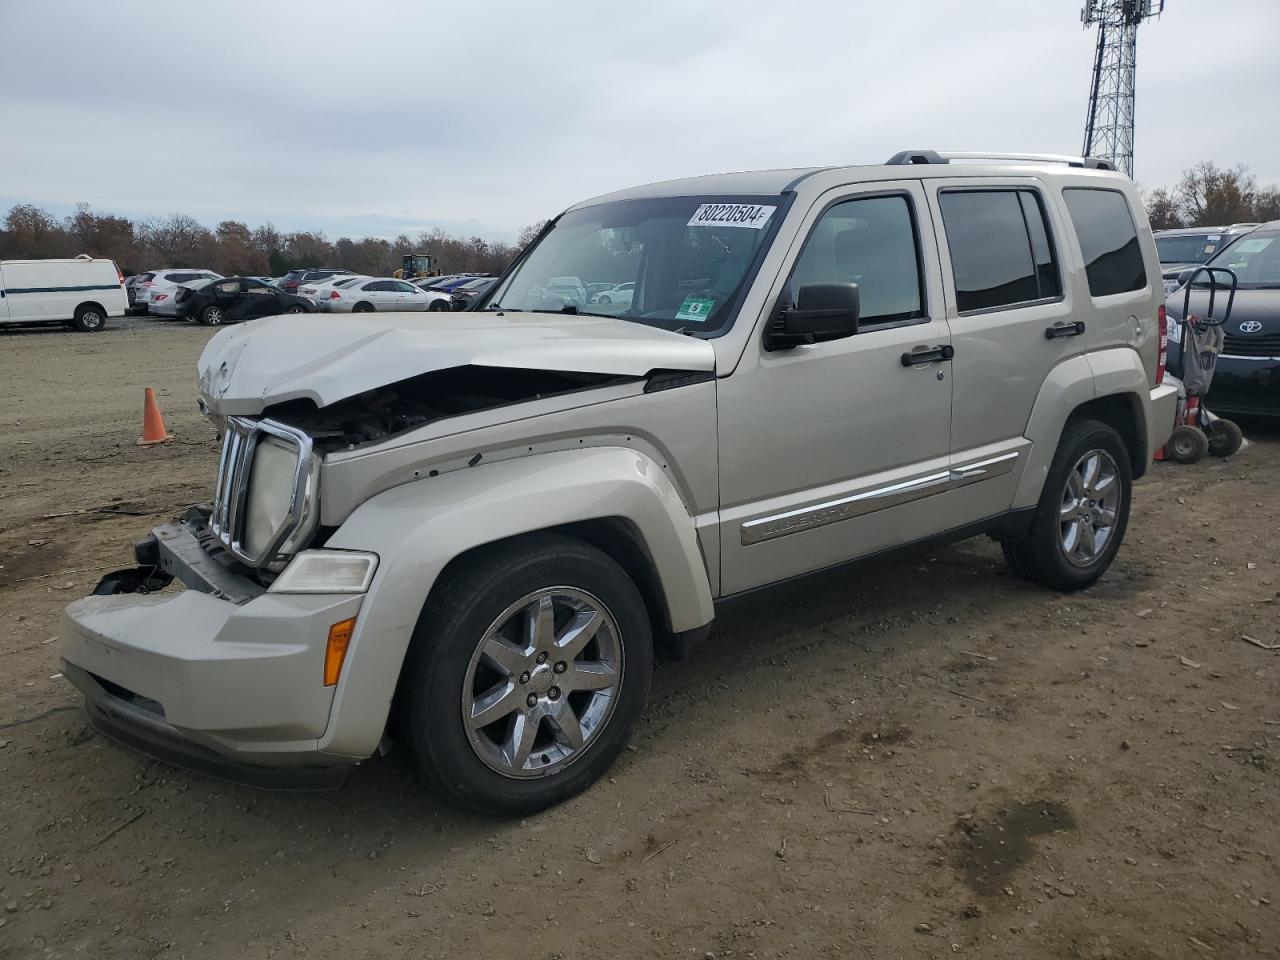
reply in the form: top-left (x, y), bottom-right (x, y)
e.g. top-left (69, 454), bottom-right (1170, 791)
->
top-left (597, 295), bottom-right (611, 305)
top-left (428, 300), bottom-right (449, 312)
top-left (1002, 418), bottom-right (1132, 591)
top-left (199, 305), bottom-right (225, 326)
top-left (72, 304), bottom-right (105, 332)
top-left (1207, 419), bottom-right (1243, 458)
top-left (1166, 424), bottom-right (1208, 464)
top-left (401, 533), bottom-right (654, 817)
top-left (352, 302), bottom-right (375, 313)
top-left (286, 305), bottom-right (306, 314)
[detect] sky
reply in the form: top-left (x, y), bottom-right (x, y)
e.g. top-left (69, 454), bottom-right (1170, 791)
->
top-left (1, 0), bottom-right (1277, 243)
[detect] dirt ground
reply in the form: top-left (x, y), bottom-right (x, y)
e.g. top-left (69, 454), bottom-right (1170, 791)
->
top-left (2, 318), bottom-right (1278, 960)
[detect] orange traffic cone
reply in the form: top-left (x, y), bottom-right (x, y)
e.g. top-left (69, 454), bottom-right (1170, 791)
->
top-left (137, 387), bottom-right (174, 446)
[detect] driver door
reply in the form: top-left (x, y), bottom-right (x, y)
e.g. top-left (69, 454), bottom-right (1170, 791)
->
top-left (717, 182), bottom-right (955, 594)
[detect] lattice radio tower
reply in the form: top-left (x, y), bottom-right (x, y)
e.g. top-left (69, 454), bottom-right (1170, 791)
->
top-left (1081, 0), bottom-right (1165, 176)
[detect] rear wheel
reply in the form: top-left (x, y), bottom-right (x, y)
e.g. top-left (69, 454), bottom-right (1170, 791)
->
top-left (401, 534), bottom-right (653, 817)
top-left (1002, 419), bottom-right (1131, 591)
top-left (72, 304), bottom-right (105, 332)
top-left (352, 301), bottom-right (375, 313)
top-left (1166, 424), bottom-right (1208, 464)
top-left (1207, 419), bottom-right (1243, 458)
top-left (199, 305), bottom-right (225, 326)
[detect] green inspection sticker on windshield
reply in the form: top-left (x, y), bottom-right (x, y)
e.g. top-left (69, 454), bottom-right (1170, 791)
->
top-left (675, 297), bottom-right (715, 322)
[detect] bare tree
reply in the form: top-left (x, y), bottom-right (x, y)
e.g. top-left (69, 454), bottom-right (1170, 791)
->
top-left (1142, 187), bottom-right (1182, 230)
top-left (1176, 162), bottom-right (1257, 226)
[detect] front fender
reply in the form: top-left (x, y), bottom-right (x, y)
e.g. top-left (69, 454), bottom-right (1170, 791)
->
top-left (315, 447), bottom-right (713, 759)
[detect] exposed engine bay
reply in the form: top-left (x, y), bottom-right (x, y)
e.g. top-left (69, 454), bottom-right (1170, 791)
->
top-left (261, 365), bottom-right (630, 452)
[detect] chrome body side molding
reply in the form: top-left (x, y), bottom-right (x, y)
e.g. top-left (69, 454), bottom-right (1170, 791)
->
top-left (740, 451), bottom-right (1019, 546)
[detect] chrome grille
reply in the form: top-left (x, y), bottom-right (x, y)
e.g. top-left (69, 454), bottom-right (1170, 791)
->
top-left (209, 416), bottom-right (318, 568)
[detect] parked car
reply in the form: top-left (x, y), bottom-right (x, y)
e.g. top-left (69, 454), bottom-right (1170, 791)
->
top-left (1166, 220), bottom-right (1280, 417)
top-left (298, 275), bottom-right (369, 303)
top-left (406, 278), bottom-right (457, 311)
top-left (134, 269), bottom-right (223, 315)
top-left (543, 275), bottom-right (589, 306)
top-left (176, 276), bottom-right (317, 326)
top-left (318, 277), bottom-right (438, 312)
top-left (412, 274), bottom-right (466, 291)
top-left (279, 268), bottom-right (352, 294)
top-left (124, 274), bottom-right (148, 315)
top-left (61, 150), bottom-right (1175, 816)
top-left (591, 281), bottom-right (635, 307)
top-left (1155, 224), bottom-right (1258, 295)
top-left (0, 255), bottom-right (126, 332)
top-left (448, 276), bottom-right (498, 309)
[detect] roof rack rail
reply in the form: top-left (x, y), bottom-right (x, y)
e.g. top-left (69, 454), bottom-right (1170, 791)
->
top-left (886, 150), bottom-right (1117, 172)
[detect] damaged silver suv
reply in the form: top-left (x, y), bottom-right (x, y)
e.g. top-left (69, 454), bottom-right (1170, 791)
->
top-left (61, 151), bottom-right (1178, 815)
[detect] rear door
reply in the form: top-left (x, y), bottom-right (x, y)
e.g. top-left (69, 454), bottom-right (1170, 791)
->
top-left (925, 177), bottom-right (1076, 523)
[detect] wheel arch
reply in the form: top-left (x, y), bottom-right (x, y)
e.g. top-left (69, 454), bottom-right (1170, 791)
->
top-left (74, 300), bottom-right (108, 319)
top-left (1014, 349), bottom-right (1151, 508)
top-left (315, 447), bottom-right (713, 759)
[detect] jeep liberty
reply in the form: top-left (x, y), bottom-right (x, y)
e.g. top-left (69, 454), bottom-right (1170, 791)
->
top-left (61, 151), bottom-right (1178, 815)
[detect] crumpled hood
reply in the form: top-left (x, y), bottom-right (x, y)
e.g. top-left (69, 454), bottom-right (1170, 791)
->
top-left (197, 310), bottom-right (716, 415)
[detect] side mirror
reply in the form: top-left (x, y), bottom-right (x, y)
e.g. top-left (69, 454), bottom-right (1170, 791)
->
top-left (1177, 268), bottom-right (1196, 287)
top-left (765, 283), bottom-right (860, 351)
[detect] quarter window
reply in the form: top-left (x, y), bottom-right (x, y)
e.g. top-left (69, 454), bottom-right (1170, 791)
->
top-left (1062, 188), bottom-right (1147, 297)
top-left (938, 189), bottom-right (1062, 313)
top-left (788, 194), bottom-right (925, 326)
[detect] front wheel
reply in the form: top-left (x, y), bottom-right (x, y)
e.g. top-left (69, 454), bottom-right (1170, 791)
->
top-left (401, 534), bottom-right (653, 817)
top-left (1002, 419), bottom-right (1132, 591)
top-left (428, 299), bottom-right (449, 312)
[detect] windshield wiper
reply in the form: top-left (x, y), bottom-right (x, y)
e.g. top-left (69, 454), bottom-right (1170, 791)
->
top-left (527, 306), bottom-right (618, 320)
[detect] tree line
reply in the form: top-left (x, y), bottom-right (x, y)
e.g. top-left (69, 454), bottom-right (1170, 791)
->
top-left (3, 161), bottom-right (1273, 278)
top-left (1144, 162), bottom-right (1280, 230)
top-left (0, 202), bottom-right (547, 278)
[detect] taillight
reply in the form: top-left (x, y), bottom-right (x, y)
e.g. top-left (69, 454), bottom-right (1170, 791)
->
top-left (154, 293), bottom-right (168, 303)
top-left (142, 280), bottom-right (154, 287)
top-left (1156, 304), bottom-right (1167, 386)
top-left (329, 290), bottom-right (341, 299)
top-left (116, 270), bottom-right (125, 286)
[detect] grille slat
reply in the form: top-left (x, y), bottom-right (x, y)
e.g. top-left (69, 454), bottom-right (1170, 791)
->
top-left (1223, 334), bottom-right (1280, 358)
top-left (208, 417), bottom-right (315, 567)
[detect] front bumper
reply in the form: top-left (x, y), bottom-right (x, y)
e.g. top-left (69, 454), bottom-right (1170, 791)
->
top-left (60, 518), bottom-right (367, 786)
top-left (1206, 356), bottom-right (1280, 417)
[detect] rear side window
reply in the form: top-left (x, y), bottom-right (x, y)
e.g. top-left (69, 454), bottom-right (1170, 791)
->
top-left (1062, 188), bottom-right (1147, 297)
top-left (938, 189), bottom-right (1062, 313)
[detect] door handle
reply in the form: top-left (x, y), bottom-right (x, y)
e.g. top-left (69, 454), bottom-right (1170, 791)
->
top-left (1045, 320), bottom-right (1085, 340)
top-left (900, 344), bottom-right (954, 366)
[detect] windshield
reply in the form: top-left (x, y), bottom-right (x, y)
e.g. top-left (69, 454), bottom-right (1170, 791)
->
top-left (483, 194), bottom-right (787, 335)
top-left (1201, 231), bottom-right (1280, 287)
top-left (1156, 233), bottom-right (1228, 265)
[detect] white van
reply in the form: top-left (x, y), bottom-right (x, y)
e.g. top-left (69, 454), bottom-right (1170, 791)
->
top-left (0, 255), bottom-right (127, 332)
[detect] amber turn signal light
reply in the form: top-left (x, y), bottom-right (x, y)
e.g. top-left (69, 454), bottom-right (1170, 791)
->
top-left (324, 617), bottom-right (357, 686)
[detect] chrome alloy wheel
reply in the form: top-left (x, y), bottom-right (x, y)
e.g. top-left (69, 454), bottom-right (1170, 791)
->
top-left (461, 588), bottom-right (623, 778)
top-left (1059, 449), bottom-right (1121, 567)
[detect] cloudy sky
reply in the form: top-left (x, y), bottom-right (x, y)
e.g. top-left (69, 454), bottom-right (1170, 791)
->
top-left (2, 0), bottom-right (1277, 243)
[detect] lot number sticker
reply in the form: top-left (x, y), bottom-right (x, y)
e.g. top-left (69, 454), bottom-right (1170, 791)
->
top-left (687, 203), bottom-right (776, 230)
top-left (675, 297), bottom-right (716, 322)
